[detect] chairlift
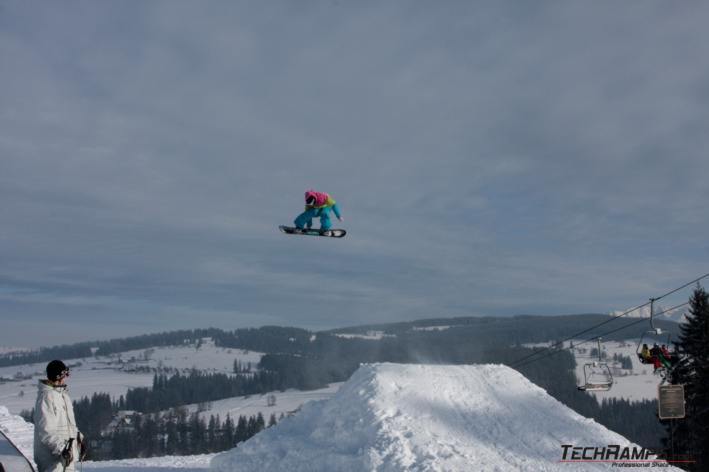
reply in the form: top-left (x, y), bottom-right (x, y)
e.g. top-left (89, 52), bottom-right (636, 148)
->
top-left (636, 298), bottom-right (672, 366)
top-left (577, 338), bottom-right (613, 392)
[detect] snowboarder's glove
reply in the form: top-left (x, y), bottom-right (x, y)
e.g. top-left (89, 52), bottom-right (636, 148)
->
top-left (60, 437), bottom-right (74, 466)
top-left (337, 216), bottom-right (343, 222)
top-left (61, 446), bottom-right (73, 467)
top-left (78, 433), bottom-right (88, 461)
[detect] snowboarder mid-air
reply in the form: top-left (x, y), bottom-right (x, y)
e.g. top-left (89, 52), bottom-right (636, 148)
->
top-left (289, 189), bottom-right (343, 232)
top-left (279, 189), bottom-right (346, 238)
top-left (295, 189), bottom-right (343, 231)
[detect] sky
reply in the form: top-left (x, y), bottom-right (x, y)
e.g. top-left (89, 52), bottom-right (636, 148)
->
top-left (1, 1), bottom-right (708, 347)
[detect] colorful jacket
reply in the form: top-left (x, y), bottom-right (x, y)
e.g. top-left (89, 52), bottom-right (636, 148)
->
top-left (304, 190), bottom-right (336, 210)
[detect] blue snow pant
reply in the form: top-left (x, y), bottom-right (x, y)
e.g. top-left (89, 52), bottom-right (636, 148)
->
top-left (294, 204), bottom-right (340, 230)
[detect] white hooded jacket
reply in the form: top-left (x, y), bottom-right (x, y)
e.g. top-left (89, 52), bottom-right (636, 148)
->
top-left (33, 380), bottom-right (81, 472)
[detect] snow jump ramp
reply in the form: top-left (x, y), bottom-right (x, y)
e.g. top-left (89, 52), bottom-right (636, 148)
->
top-left (211, 363), bottom-right (680, 472)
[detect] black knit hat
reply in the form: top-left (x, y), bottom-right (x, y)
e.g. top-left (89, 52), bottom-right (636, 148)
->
top-left (46, 360), bottom-right (68, 381)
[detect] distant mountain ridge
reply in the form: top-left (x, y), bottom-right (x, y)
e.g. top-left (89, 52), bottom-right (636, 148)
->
top-left (1, 314), bottom-right (684, 369)
top-left (0, 347), bottom-right (30, 356)
top-left (610, 304), bottom-right (688, 324)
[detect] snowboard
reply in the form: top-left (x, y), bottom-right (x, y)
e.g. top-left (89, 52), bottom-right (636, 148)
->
top-left (279, 225), bottom-right (346, 238)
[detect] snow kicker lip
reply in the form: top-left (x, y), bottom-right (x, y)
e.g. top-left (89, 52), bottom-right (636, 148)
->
top-left (0, 429), bottom-right (36, 472)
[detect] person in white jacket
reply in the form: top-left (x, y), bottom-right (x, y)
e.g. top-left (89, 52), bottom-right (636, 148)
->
top-left (33, 360), bottom-right (86, 472)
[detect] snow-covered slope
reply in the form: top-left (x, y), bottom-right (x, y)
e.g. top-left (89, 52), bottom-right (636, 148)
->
top-left (0, 406), bottom-right (35, 467)
top-left (171, 383), bottom-right (342, 423)
top-left (211, 363), bottom-right (679, 472)
top-left (0, 340), bottom-right (262, 414)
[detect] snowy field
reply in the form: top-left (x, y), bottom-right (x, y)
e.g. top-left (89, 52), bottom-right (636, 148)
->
top-left (332, 331), bottom-right (395, 340)
top-left (82, 455), bottom-right (213, 470)
top-left (171, 383), bottom-right (343, 422)
top-left (412, 325), bottom-right (455, 331)
top-left (0, 347), bottom-right (30, 355)
top-left (0, 339), bottom-right (263, 414)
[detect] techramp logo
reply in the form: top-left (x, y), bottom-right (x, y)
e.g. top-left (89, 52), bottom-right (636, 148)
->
top-left (559, 444), bottom-right (694, 468)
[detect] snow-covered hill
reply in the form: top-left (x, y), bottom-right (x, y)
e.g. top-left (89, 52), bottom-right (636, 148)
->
top-left (211, 363), bottom-right (679, 472)
top-left (0, 406), bottom-right (34, 462)
top-left (0, 339), bottom-right (263, 414)
top-left (170, 383), bottom-right (342, 424)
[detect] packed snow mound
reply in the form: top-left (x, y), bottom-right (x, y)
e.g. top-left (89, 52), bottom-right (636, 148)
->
top-left (211, 363), bottom-right (679, 472)
top-left (1, 405), bottom-right (214, 471)
top-left (0, 405), bottom-right (35, 461)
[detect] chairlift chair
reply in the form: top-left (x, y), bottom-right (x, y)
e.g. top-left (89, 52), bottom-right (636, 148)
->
top-left (577, 338), bottom-right (614, 392)
top-left (636, 298), bottom-right (672, 365)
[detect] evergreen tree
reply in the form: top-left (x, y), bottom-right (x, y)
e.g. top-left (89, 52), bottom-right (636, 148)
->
top-left (165, 419), bottom-right (179, 455)
top-left (208, 415), bottom-right (217, 452)
top-left (141, 415), bottom-right (159, 457)
top-left (177, 411), bottom-right (190, 454)
top-left (235, 415), bottom-right (248, 444)
top-left (223, 414), bottom-right (235, 449)
top-left (246, 416), bottom-right (256, 438)
top-left (189, 413), bottom-right (206, 454)
top-left (268, 413), bottom-right (277, 427)
top-left (117, 395), bottom-right (125, 410)
top-left (664, 286), bottom-right (709, 471)
top-left (255, 412), bottom-right (265, 433)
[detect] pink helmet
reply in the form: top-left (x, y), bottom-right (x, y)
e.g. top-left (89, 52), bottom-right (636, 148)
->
top-left (305, 189), bottom-right (329, 207)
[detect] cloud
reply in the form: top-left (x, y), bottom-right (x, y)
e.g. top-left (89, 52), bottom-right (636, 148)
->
top-left (1, 1), bottom-right (708, 346)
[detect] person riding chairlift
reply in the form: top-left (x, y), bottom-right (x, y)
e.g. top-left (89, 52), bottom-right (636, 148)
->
top-left (649, 343), bottom-right (674, 371)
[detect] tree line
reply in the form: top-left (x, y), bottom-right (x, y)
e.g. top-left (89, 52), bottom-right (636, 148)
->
top-left (663, 286), bottom-right (709, 471)
top-left (120, 370), bottom-right (281, 413)
top-left (22, 391), bottom-right (279, 461)
top-left (101, 410), bottom-right (273, 460)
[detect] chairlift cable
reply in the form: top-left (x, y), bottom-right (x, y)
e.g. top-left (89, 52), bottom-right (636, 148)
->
top-left (508, 273), bottom-right (708, 368)
top-left (653, 272), bottom-right (709, 302)
top-left (508, 300), bottom-right (650, 367)
top-left (512, 301), bottom-right (690, 369)
top-left (513, 301), bottom-right (688, 369)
